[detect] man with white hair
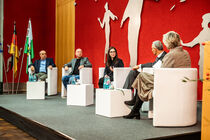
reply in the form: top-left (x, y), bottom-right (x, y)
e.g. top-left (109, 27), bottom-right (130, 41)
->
top-left (123, 40), bottom-right (167, 105)
top-left (62, 48), bottom-right (92, 89)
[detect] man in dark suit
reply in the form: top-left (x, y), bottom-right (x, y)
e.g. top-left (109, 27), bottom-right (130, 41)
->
top-left (29, 50), bottom-right (56, 81)
top-left (123, 40), bottom-right (166, 105)
top-left (62, 48), bottom-right (92, 89)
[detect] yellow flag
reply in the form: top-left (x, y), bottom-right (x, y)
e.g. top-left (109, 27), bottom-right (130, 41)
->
top-left (9, 24), bottom-right (19, 78)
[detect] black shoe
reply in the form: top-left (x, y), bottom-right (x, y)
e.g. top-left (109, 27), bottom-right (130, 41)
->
top-left (123, 111), bottom-right (140, 119)
top-left (124, 99), bottom-right (135, 106)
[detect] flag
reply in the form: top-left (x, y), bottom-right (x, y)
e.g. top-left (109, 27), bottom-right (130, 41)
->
top-left (9, 22), bottom-right (19, 78)
top-left (24, 19), bottom-right (34, 74)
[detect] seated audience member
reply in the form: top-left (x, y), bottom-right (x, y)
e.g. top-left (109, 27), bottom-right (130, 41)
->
top-left (62, 48), bottom-right (92, 89)
top-left (98, 47), bottom-right (124, 88)
top-left (123, 31), bottom-right (191, 119)
top-left (29, 50), bottom-right (56, 81)
top-left (123, 40), bottom-right (166, 106)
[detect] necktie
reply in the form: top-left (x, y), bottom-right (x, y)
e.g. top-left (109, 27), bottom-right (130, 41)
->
top-left (155, 57), bottom-right (159, 63)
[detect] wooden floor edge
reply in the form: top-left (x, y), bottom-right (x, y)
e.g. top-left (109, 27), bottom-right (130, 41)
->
top-left (0, 106), bottom-right (73, 140)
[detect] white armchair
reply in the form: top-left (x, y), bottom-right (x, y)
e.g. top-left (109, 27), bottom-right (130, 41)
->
top-left (99, 67), bottom-right (131, 89)
top-left (27, 67), bottom-right (58, 96)
top-left (153, 68), bottom-right (197, 126)
top-left (61, 67), bottom-right (93, 97)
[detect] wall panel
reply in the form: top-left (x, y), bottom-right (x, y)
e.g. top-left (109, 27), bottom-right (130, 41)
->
top-left (56, 0), bottom-right (75, 92)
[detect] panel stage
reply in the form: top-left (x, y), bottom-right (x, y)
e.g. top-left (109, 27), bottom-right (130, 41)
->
top-left (0, 94), bottom-right (201, 140)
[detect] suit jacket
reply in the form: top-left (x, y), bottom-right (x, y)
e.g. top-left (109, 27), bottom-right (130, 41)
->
top-left (30, 58), bottom-right (56, 74)
top-left (64, 57), bottom-right (92, 75)
top-left (141, 51), bottom-right (167, 69)
top-left (161, 46), bottom-right (191, 68)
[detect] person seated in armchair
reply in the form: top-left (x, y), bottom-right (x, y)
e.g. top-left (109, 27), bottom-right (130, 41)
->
top-left (123, 31), bottom-right (191, 119)
top-left (62, 48), bottom-right (92, 89)
top-left (123, 40), bottom-right (167, 105)
top-left (98, 46), bottom-right (124, 88)
top-left (29, 50), bottom-right (56, 81)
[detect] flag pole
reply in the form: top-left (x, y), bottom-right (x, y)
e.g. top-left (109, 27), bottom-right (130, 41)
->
top-left (16, 22), bottom-right (28, 94)
top-left (2, 53), bottom-right (9, 94)
top-left (11, 21), bottom-right (16, 94)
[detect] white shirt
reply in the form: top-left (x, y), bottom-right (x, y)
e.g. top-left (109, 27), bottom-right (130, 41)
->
top-left (137, 52), bottom-right (164, 72)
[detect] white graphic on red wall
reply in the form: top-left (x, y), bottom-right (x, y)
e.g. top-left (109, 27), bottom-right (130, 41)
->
top-left (182, 13), bottom-right (210, 79)
top-left (120, 0), bottom-right (144, 67)
top-left (170, 0), bottom-right (186, 11)
top-left (97, 2), bottom-right (118, 63)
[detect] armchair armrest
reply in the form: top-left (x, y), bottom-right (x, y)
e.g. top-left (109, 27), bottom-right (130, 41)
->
top-left (142, 68), bottom-right (154, 74)
top-left (47, 67), bottom-right (58, 95)
top-left (62, 67), bottom-right (72, 77)
top-left (99, 67), bottom-right (105, 78)
top-left (113, 67), bottom-right (131, 89)
top-left (80, 68), bottom-right (93, 84)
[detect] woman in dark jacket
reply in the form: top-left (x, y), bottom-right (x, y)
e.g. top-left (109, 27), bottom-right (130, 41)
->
top-left (98, 47), bottom-right (124, 88)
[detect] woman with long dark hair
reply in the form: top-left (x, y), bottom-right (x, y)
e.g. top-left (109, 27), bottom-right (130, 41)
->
top-left (98, 47), bottom-right (124, 88)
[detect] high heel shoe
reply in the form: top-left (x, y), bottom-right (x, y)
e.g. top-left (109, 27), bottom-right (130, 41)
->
top-left (123, 111), bottom-right (140, 119)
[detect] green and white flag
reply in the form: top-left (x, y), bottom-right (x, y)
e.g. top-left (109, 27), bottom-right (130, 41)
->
top-left (24, 19), bottom-right (34, 74)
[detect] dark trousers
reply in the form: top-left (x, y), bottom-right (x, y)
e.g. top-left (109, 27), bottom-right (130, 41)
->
top-left (98, 77), bottom-right (104, 88)
top-left (123, 70), bottom-right (140, 89)
top-left (62, 75), bottom-right (79, 89)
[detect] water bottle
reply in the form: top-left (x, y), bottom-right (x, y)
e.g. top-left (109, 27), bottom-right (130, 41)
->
top-left (29, 74), bottom-right (33, 82)
top-left (32, 74), bottom-right (37, 82)
top-left (103, 77), bottom-right (107, 89)
top-left (72, 76), bottom-right (76, 85)
top-left (69, 76), bottom-right (76, 85)
top-left (106, 76), bottom-right (111, 89)
top-left (103, 76), bottom-right (111, 89)
top-left (29, 74), bottom-right (37, 82)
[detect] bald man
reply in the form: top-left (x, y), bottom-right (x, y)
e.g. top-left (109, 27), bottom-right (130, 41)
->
top-left (29, 50), bottom-right (56, 81)
top-left (62, 48), bottom-right (92, 89)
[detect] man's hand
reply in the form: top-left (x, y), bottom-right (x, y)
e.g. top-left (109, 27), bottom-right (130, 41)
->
top-left (30, 66), bottom-right (35, 72)
top-left (78, 65), bottom-right (84, 70)
top-left (109, 66), bottom-right (113, 72)
top-left (132, 65), bottom-right (139, 70)
top-left (64, 66), bottom-right (69, 71)
top-left (48, 65), bottom-right (53, 70)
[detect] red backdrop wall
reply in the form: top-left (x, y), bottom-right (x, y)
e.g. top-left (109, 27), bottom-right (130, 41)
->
top-left (75, 0), bottom-right (210, 100)
top-left (3, 0), bottom-right (55, 83)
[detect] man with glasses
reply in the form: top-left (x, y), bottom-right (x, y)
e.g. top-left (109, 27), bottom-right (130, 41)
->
top-left (123, 40), bottom-right (166, 105)
top-left (62, 48), bottom-right (92, 90)
top-left (29, 50), bottom-right (56, 81)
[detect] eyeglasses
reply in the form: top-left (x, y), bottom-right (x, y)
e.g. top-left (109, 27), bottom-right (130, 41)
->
top-left (40, 53), bottom-right (46, 55)
top-left (109, 51), bottom-right (116, 53)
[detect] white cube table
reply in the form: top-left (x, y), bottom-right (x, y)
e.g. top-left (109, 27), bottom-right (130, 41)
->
top-left (27, 81), bottom-right (45, 99)
top-left (95, 89), bottom-right (132, 117)
top-left (67, 84), bottom-right (94, 106)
